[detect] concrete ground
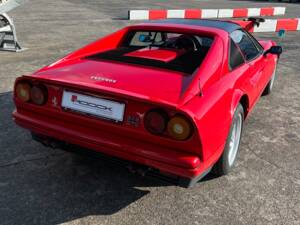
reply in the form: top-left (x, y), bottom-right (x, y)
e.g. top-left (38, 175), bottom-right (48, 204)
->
top-left (0, 0), bottom-right (299, 224)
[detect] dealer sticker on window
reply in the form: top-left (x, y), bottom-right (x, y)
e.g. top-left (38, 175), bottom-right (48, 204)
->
top-left (61, 90), bottom-right (125, 122)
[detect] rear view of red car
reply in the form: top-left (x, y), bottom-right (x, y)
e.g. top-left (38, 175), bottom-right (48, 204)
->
top-left (12, 19), bottom-right (282, 187)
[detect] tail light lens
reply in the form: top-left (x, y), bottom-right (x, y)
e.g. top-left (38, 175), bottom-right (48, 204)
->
top-left (144, 109), bottom-right (168, 134)
top-left (167, 115), bottom-right (193, 140)
top-left (15, 82), bottom-right (31, 102)
top-left (144, 109), bottom-right (193, 141)
top-left (30, 85), bottom-right (48, 105)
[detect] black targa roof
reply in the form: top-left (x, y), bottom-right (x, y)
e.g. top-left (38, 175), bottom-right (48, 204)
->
top-left (147, 19), bottom-right (241, 33)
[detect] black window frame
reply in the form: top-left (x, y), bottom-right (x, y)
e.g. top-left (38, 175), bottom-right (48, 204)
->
top-left (244, 29), bottom-right (264, 54)
top-left (228, 37), bottom-right (246, 71)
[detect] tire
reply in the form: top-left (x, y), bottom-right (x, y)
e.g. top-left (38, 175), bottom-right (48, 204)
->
top-left (212, 104), bottom-right (244, 175)
top-left (262, 64), bottom-right (277, 96)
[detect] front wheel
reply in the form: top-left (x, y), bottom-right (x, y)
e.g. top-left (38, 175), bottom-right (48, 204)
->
top-left (213, 104), bottom-right (244, 175)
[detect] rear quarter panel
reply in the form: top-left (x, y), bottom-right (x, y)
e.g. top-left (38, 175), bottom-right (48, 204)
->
top-left (183, 38), bottom-right (278, 163)
top-left (180, 34), bottom-right (233, 162)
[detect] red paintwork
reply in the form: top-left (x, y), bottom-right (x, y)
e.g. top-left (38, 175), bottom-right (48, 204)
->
top-left (233, 8), bottom-right (248, 18)
top-left (185, 9), bottom-right (202, 19)
top-left (276, 18), bottom-right (299, 31)
top-left (12, 21), bottom-right (278, 181)
top-left (125, 47), bottom-right (185, 62)
top-left (149, 10), bottom-right (167, 20)
top-left (260, 7), bottom-right (275, 16)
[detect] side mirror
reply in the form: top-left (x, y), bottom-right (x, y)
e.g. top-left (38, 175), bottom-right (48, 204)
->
top-left (264, 46), bottom-right (282, 57)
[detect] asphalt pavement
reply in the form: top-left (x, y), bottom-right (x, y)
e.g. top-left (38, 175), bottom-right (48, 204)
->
top-left (0, 0), bottom-right (299, 224)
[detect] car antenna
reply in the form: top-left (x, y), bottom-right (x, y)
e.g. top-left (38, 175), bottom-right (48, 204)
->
top-left (198, 77), bottom-right (203, 97)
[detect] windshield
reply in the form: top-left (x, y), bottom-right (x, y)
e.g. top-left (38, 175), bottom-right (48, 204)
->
top-left (87, 31), bottom-right (214, 74)
top-left (124, 31), bottom-right (213, 49)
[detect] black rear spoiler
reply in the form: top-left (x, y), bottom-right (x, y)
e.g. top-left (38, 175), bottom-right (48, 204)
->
top-left (229, 17), bottom-right (266, 32)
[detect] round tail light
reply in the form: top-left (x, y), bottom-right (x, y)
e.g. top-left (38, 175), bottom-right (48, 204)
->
top-left (15, 82), bottom-right (31, 102)
top-left (30, 85), bottom-right (48, 105)
top-left (167, 115), bottom-right (193, 140)
top-left (144, 110), bottom-right (168, 134)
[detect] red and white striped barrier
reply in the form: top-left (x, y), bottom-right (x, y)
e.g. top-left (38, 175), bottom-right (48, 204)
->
top-left (236, 18), bottom-right (300, 32)
top-left (128, 7), bottom-right (286, 20)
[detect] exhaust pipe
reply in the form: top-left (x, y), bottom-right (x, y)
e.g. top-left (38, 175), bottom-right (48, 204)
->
top-left (126, 163), bottom-right (152, 177)
top-left (31, 132), bottom-right (63, 149)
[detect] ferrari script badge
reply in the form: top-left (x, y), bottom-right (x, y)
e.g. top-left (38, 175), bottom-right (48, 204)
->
top-left (90, 75), bottom-right (117, 83)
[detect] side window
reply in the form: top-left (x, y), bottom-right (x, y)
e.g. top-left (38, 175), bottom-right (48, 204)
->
top-left (246, 31), bottom-right (264, 52)
top-left (229, 38), bottom-right (245, 70)
top-left (230, 30), bottom-right (261, 61)
top-left (194, 36), bottom-right (213, 47)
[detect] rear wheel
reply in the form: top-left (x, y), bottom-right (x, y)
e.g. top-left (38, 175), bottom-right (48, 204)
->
top-left (262, 64), bottom-right (277, 96)
top-left (213, 104), bottom-right (244, 175)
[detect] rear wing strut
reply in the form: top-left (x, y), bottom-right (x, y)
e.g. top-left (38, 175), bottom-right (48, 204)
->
top-left (244, 17), bottom-right (265, 30)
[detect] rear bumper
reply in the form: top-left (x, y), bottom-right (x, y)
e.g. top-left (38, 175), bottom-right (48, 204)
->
top-left (13, 109), bottom-right (211, 187)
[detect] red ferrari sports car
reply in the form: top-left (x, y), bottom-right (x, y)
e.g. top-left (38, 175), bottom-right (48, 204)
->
top-left (13, 19), bottom-right (282, 187)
